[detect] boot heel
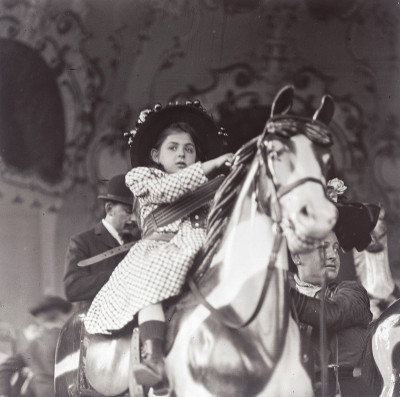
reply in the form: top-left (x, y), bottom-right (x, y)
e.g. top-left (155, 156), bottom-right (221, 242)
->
top-left (152, 382), bottom-right (170, 396)
top-left (133, 362), bottom-right (164, 386)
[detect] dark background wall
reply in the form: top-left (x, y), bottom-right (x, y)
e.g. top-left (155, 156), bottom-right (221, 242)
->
top-left (0, 0), bottom-right (399, 332)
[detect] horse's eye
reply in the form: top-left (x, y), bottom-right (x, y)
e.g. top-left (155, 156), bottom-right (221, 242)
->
top-left (268, 150), bottom-right (278, 160)
top-left (269, 145), bottom-right (286, 159)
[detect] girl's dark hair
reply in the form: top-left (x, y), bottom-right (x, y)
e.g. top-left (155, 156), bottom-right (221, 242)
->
top-left (148, 122), bottom-right (203, 169)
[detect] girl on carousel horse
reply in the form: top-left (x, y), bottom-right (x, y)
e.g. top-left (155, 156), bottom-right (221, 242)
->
top-left (84, 101), bottom-right (233, 394)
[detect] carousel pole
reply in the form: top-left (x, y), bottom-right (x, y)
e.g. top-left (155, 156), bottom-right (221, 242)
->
top-left (320, 247), bottom-right (328, 397)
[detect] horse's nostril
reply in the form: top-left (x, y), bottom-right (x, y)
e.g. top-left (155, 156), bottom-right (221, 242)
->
top-left (300, 206), bottom-right (309, 217)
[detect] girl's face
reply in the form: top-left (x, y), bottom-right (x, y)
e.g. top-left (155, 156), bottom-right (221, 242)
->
top-left (151, 130), bottom-right (197, 173)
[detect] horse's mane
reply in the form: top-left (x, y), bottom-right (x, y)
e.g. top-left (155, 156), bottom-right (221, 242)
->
top-left (191, 137), bottom-right (259, 281)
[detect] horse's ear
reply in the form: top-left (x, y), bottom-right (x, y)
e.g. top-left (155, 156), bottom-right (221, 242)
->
top-left (270, 85), bottom-right (294, 117)
top-left (313, 95), bottom-right (335, 125)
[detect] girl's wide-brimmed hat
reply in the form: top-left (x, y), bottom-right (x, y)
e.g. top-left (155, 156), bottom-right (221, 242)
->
top-left (125, 100), bottom-right (228, 168)
top-left (327, 178), bottom-right (380, 252)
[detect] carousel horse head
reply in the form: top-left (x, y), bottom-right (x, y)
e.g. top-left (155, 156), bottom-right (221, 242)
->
top-left (166, 85), bottom-right (339, 397)
top-left (248, 84), bottom-right (338, 253)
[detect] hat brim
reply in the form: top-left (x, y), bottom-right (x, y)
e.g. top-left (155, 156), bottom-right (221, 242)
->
top-left (98, 194), bottom-right (133, 206)
top-left (334, 202), bottom-right (380, 252)
top-left (130, 105), bottom-right (222, 168)
top-left (29, 297), bottom-right (72, 316)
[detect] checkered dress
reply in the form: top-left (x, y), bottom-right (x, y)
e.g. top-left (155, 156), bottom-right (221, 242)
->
top-left (84, 163), bottom-right (208, 334)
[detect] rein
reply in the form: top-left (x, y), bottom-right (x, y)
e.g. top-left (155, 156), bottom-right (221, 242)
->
top-left (276, 177), bottom-right (325, 199)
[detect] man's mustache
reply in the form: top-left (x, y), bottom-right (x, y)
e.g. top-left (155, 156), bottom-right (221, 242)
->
top-left (121, 221), bottom-right (141, 239)
top-left (124, 219), bottom-right (139, 228)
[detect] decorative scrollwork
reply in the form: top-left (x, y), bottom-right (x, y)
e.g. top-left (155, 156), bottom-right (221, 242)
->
top-left (0, 0), bottom-right (103, 212)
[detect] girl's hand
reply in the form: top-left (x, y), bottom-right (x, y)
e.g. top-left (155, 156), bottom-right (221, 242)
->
top-left (201, 153), bottom-right (234, 177)
top-left (215, 153), bottom-right (234, 169)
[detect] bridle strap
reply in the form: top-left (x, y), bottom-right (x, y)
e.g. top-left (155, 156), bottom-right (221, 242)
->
top-left (276, 177), bottom-right (325, 200)
top-left (188, 226), bottom-right (284, 330)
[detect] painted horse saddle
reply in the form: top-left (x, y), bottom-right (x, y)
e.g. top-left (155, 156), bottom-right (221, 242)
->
top-left (54, 292), bottom-right (198, 397)
top-left (55, 302), bottom-right (136, 397)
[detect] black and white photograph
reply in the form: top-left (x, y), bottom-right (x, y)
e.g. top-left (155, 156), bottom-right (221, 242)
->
top-left (0, 1), bottom-right (399, 396)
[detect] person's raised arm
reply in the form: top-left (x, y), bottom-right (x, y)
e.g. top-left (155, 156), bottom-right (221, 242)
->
top-left (201, 153), bottom-right (233, 177)
top-left (291, 281), bottom-right (372, 331)
top-left (128, 153), bottom-right (233, 205)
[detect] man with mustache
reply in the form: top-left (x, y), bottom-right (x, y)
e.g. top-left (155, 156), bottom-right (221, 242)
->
top-left (63, 174), bottom-right (140, 306)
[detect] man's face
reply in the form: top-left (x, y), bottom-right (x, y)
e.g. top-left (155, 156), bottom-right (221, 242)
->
top-left (107, 203), bottom-right (137, 237)
top-left (295, 231), bottom-right (341, 285)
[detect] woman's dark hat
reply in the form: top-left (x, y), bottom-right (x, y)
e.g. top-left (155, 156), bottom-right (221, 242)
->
top-left (334, 201), bottom-right (381, 252)
top-left (98, 174), bottom-right (133, 206)
top-left (125, 101), bottom-right (228, 168)
top-left (29, 295), bottom-right (72, 316)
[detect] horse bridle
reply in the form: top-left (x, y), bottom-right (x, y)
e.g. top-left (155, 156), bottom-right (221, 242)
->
top-left (189, 132), bottom-right (328, 330)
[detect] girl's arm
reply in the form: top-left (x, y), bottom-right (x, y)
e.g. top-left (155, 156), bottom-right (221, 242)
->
top-left (128, 153), bottom-right (234, 204)
top-left (127, 163), bottom-right (208, 204)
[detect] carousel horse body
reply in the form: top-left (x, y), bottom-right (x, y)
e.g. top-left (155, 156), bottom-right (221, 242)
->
top-left (361, 298), bottom-right (400, 397)
top-left (355, 213), bottom-right (400, 397)
top-left (55, 85), bottom-right (338, 397)
top-left (163, 87), bottom-right (338, 397)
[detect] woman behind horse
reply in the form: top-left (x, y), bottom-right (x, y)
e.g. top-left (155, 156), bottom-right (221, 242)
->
top-left (290, 179), bottom-right (380, 397)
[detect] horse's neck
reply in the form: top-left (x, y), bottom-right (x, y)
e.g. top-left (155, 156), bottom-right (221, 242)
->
top-left (208, 159), bottom-right (288, 308)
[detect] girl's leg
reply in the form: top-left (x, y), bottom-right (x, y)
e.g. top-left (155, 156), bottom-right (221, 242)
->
top-left (139, 302), bottom-right (165, 323)
top-left (133, 303), bottom-right (168, 394)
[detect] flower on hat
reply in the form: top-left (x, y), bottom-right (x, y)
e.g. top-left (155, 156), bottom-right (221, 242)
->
top-left (124, 129), bottom-right (137, 146)
top-left (138, 108), bottom-right (153, 124)
top-left (327, 178), bottom-right (347, 203)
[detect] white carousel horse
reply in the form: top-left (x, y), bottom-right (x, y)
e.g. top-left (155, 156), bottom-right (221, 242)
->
top-left (55, 85), bottom-right (338, 397)
top-left (357, 210), bottom-right (400, 397)
top-left (360, 297), bottom-right (400, 397)
top-left (162, 85), bottom-right (338, 397)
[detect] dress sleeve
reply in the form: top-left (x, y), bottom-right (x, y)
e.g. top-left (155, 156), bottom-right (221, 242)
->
top-left (291, 281), bottom-right (372, 331)
top-left (126, 162), bottom-right (208, 204)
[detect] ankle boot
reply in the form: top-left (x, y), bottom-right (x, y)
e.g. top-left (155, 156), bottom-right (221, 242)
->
top-left (133, 338), bottom-right (168, 390)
